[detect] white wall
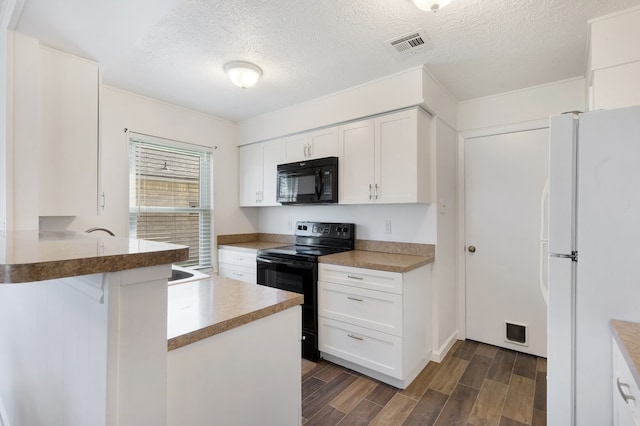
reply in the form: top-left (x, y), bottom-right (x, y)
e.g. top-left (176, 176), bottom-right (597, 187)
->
top-left (40, 85), bottom-right (258, 238)
top-left (457, 77), bottom-right (587, 132)
top-left (258, 203), bottom-right (436, 243)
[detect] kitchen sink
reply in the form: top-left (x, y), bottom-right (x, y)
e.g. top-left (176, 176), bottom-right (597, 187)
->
top-left (169, 265), bottom-right (209, 285)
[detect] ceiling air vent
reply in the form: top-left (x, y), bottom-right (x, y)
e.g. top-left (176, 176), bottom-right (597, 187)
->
top-left (385, 29), bottom-right (433, 57)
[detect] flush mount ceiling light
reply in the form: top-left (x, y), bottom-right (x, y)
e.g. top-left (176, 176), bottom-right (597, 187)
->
top-left (412, 0), bottom-right (451, 12)
top-left (223, 61), bottom-right (263, 88)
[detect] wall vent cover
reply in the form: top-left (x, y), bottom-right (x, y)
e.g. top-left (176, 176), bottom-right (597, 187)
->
top-left (385, 29), bottom-right (433, 57)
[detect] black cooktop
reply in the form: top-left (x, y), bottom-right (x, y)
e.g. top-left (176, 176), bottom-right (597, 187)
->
top-left (260, 244), bottom-right (350, 261)
top-left (258, 221), bottom-right (355, 262)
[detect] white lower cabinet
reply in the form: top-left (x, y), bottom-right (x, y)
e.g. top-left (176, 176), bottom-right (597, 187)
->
top-left (612, 337), bottom-right (640, 426)
top-left (318, 263), bottom-right (431, 388)
top-left (218, 248), bottom-right (257, 284)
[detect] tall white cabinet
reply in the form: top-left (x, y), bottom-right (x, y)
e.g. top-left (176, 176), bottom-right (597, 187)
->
top-left (338, 108), bottom-right (432, 204)
top-left (39, 46), bottom-right (100, 216)
top-left (589, 7), bottom-right (640, 110)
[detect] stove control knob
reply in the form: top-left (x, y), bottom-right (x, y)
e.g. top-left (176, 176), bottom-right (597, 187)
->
top-left (303, 225), bottom-right (308, 230)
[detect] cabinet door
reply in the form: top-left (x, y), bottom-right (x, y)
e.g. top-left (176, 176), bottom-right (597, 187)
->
top-left (39, 47), bottom-right (99, 216)
top-left (261, 140), bottom-right (283, 206)
top-left (308, 127), bottom-right (339, 160)
top-left (318, 281), bottom-right (403, 336)
top-left (283, 134), bottom-right (310, 163)
top-left (239, 145), bottom-right (263, 206)
top-left (338, 119), bottom-right (375, 204)
top-left (319, 317), bottom-right (403, 379)
top-left (375, 109), bottom-right (424, 204)
top-left (612, 339), bottom-right (640, 426)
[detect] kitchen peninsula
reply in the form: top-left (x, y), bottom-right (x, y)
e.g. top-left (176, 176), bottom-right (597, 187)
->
top-left (0, 231), bottom-right (304, 426)
top-left (0, 230), bottom-right (188, 426)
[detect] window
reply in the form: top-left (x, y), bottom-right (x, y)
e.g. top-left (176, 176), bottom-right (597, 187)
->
top-left (129, 133), bottom-right (213, 269)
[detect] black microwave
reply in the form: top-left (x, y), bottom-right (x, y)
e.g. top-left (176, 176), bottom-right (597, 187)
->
top-left (276, 156), bottom-right (338, 204)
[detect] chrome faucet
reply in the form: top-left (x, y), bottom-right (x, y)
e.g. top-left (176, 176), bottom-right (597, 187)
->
top-left (85, 227), bottom-right (115, 236)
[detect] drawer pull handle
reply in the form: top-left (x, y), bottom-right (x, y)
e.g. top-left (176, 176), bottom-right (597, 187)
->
top-left (232, 272), bottom-right (244, 277)
top-left (347, 275), bottom-right (363, 280)
top-left (232, 257), bottom-right (244, 261)
top-left (617, 377), bottom-right (636, 403)
top-left (347, 296), bottom-right (363, 302)
top-left (348, 334), bottom-right (363, 341)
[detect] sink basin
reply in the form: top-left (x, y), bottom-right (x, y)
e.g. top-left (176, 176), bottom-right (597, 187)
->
top-left (169, 265), bottom-right (209, 285)
top-left (171, 269), bottom-right (194, 282)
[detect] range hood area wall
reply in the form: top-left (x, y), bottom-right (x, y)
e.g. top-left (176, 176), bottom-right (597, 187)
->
top-left (257, 204), bottom-right (436, 244)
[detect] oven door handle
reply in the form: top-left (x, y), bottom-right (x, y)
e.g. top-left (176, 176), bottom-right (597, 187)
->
top-left (257, 256), bottom-right (315, 270)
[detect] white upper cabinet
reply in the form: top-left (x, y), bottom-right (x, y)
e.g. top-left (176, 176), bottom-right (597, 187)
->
top-left (338, 119), bottom-right (375, 204)
top-left (39, 47), bottom-right (100, 216)
top-left (590, 8), bottom-right (640, 110)
top-left (239, 140), bottom-right (283, 206)
top-left (339, 108), bottom-right (432, 204)
top-left (283, 127), bottom-right (339, 163)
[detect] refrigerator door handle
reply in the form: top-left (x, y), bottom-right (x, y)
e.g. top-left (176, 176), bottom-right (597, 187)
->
top-left (550, 251), bottom-right (578, 261)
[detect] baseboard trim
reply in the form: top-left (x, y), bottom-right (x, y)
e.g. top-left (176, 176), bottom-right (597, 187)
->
top-left (431, 331), bottom-right (459, 362)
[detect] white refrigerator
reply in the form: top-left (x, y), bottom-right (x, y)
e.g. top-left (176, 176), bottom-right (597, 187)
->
top-left (548, 105), bottom-right (640, 425)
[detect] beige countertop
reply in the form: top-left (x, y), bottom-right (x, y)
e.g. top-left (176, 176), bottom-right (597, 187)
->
top-left (167, 275), bottom-right (304, 351)
top-left (0, 231), bottom-right (188, 283)
top-left (612, 320), bottom-right (640, 386)
top-left (218, 241), bottom-right (288, 252)
top-left (319, 249), bottom-right (434, 273)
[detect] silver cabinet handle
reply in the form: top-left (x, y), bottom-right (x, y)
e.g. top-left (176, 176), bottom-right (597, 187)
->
top-left (347, 296), bottom-right (363, 302)
top-left (617, 377), bottom-right (636, 403)
top-left (232, 257), bottom-right (245, 261)
top-left (348, 334), bottom-right (363, 341)
top-left (369, 184), bottom-right (373, 200)
top-left (375, 183), bottom-right (379, 199)
top-left (307, 143), bottom-right (312, 157)
top-left (232, 272), bottom-right (244, 277)
top-left (304, 145), bottom-right (308, 158)
top-left (347, 275), bottom-right (363, 280)
top-left (100, 192), bottom-right (106, 210)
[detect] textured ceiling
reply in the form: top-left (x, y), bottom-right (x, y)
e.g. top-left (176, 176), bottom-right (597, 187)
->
top-left (13, 0), bottom-right (640, 122)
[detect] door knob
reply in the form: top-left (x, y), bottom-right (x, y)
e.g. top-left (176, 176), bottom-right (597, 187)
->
top-left (468, 245), bottom-right (476, 253)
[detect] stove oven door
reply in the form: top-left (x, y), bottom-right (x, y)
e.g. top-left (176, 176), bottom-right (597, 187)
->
top-left (256, 255), bottom-right (319, 361)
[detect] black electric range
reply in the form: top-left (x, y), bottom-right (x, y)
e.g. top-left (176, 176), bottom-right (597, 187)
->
top-left (256, 221), bottom-right (355, 361)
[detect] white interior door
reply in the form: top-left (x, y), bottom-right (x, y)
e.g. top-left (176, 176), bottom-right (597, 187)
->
top-left (465, 128), bottom-right (549, 357)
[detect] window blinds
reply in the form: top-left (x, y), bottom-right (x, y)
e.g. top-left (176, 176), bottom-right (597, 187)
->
top-left (129, 134), bottom-right (213, 268)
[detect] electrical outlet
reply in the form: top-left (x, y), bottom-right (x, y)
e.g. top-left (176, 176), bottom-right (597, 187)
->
top-left (384, 220), bottom-right (392, 234)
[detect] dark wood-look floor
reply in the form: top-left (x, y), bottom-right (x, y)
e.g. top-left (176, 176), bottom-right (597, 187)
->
top-left (301, 340), bottom-right (547, 426)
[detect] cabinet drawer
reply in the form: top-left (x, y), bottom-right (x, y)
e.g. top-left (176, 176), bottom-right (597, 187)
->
top-left (319, 317), bottom-right (402, 379)
top-left (612, 338), bottom-right (640, 419)
top-left (318, 281), bottom-right (402, 336)
top-left (318, 264), bottom-right (402, 294)
top-left (218, 250), bottom-right (257, 268)
top-left (219, 264), bottom-right (257, 284)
